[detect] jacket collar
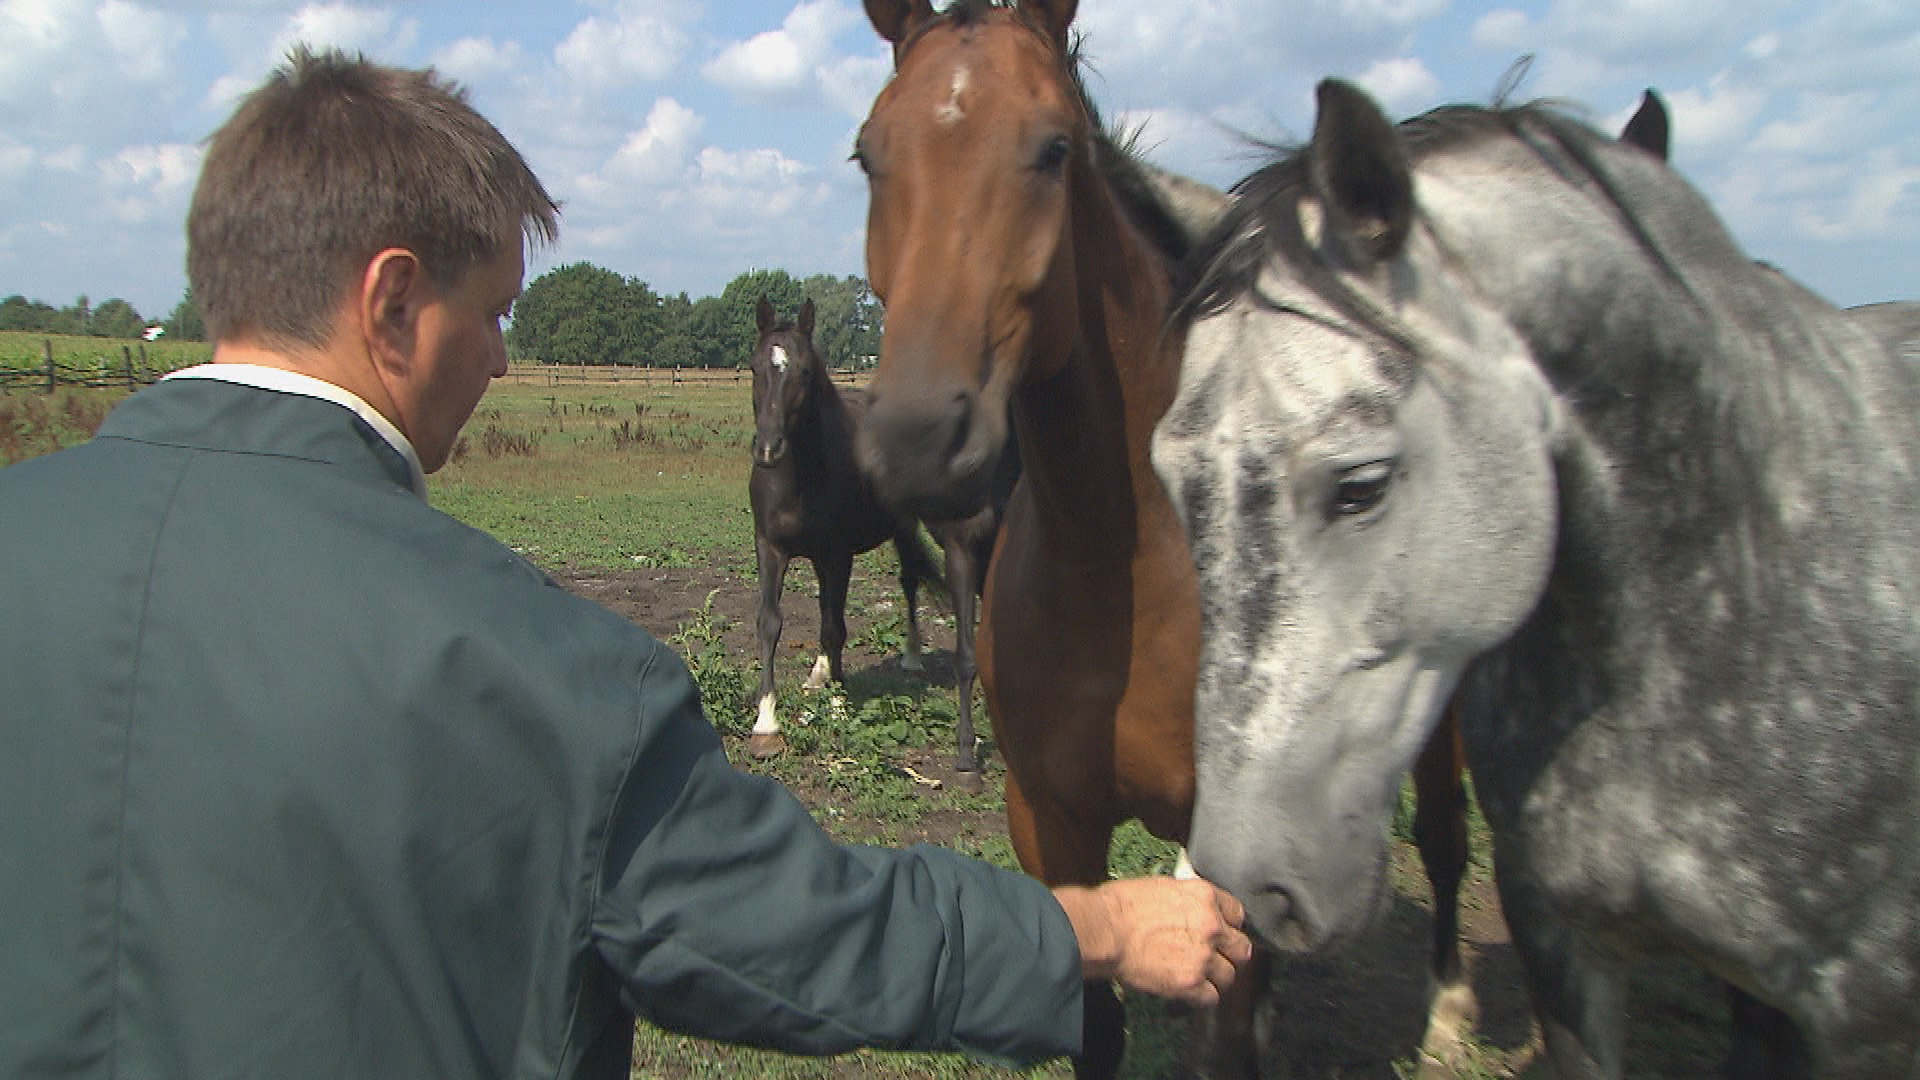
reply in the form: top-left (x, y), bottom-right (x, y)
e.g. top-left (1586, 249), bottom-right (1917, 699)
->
top-left (158, 365), bottom-right (426, 498)
top-left (100, 367), bottom-right (429, 499)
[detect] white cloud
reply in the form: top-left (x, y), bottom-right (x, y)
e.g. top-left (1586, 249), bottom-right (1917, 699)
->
top-left (1659, 74), bottom-right (1768, 157)
top-left (590, 97), bottom-right (705, 191)
top-left (99, 142), bottom-right (200, 223)
top-left (1356, 57), bottom-right (1440, 116)
top-left (704, 0), bottom-right (874, 115)
top-left (431, 37), bottom-right (526, 86)
top-left (204, 4), bottom-right (421, 110)
top-left (1471, 10), bottom-right (1530, 50)
top-left (1794, 148), bottom-right (1920, 242)
top-left (555, 0), bottom-right (691, 88)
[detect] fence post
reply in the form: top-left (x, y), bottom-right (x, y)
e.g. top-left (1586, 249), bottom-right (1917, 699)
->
top-left (123, 345), bottom-right (135, 389)
top-left (138, 343), bottom-right (149, 383)
top-left (44, 339), bottom-right (55, 394)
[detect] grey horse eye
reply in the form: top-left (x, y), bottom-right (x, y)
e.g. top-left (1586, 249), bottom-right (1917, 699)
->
top-left (1332, 460), bottom-right (1395, 517)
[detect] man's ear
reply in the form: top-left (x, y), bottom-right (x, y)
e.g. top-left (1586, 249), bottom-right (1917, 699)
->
top-left (360, 248), bottom-right (426, 375)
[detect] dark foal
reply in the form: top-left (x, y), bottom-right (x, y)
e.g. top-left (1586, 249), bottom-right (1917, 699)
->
top-left (746, 297), bottom-right (1000, 785)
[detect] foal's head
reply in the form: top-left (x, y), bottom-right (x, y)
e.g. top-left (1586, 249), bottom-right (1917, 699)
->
top-left (749, 296), bottom-right (821, 468)
top-left (853, 0), bottom-right (1089, 520)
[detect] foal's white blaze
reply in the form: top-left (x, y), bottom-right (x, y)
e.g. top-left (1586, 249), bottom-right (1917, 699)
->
top-left (770, 344), bottom-right (789, 372)
top-left (754, 691), bottom-right (781, 735)
top-left (803, 653), bottom-right (833, 690)
top-left (935, 64), bottom-right (969, 125)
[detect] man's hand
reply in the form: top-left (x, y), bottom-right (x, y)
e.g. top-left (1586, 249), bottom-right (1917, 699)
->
top-left (1051, 877), bottom-right (1254, 1008)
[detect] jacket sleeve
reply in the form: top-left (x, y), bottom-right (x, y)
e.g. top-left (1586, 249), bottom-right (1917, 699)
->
top-left (588, 648), bottom-right (1084, 1065)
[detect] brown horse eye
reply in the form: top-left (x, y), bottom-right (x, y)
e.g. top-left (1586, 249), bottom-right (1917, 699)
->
top-left (1034, 134), bottom-right (1071, 173)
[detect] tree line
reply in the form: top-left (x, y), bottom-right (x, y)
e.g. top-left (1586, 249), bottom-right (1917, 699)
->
top-left (0, 292), bottom-right (204, 341)
top-left (506, 264), bottom-right (882, 370)
top-left (4, 263), bottom-right (880, 371)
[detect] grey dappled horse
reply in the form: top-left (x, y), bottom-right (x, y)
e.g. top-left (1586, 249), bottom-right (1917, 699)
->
top-left (1151, 80), bottom-right (1920, 1078)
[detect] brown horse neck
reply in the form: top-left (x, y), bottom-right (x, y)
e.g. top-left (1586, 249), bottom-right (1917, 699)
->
top-left (1010, 158), bottom-right (1182, 539)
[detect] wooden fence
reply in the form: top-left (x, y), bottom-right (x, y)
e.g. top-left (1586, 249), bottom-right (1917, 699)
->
top-left (500, 362), bottom-right (868, 389)
top-left (0, 340), bottom-right (165, 393)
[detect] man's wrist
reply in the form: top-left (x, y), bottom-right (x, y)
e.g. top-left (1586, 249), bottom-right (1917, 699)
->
top-left (1051, 885), bottom-right (1121, 980)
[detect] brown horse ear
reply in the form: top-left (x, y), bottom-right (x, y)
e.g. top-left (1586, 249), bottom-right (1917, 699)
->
top-left (798, 298), bottom-right (816, 339)
top-left (756, 296), bottom-right (776, 336)
top-left (865, 0), bottom-right (935, 53)
top-left (1308, 78), bottom-right (1414, 264)
top-left (1619, 89), bottom-right (1670, 161)
top-left (1021, 0), bottom-right (1079, 49)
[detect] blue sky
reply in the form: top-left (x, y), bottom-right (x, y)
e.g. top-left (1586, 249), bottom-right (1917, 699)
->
top-left (1, 0), bottom-right (1914, 320)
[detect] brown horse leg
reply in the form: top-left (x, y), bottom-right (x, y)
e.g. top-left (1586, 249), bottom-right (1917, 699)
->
top-left (814, 551), bottom-right (855, 687)
top-left (748, 533), bottom-right (790, 759)
top-left (1004, 770), bottom-right (1124, 1080)
top-left (1412, 706), bottom-right (1477, 1073)
top-left (1187, 943), bottom-right (1271, 1080)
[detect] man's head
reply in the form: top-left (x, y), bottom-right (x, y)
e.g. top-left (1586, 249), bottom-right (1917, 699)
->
top-left (187, 47), bottom-right (559, 471)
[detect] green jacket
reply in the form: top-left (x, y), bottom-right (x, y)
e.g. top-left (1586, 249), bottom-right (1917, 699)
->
top-left (0, 375), bottom-right (1082, 1079)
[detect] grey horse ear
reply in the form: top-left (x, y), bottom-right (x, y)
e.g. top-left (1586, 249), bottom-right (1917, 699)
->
top-left (757, 295), bottom-right (776, 336)
top-left (798, 298), bottom-right (816, 339)
top-left (1308, 79), bottom-right (1414, 264)
top-left (865, 0), bottom-right (935, 57)
top-left (1619, 89), bottom-right (1670, 161)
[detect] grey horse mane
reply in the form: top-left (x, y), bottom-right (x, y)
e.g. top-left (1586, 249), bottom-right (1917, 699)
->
top-left (1171, 101), bottom-right (1695, 346)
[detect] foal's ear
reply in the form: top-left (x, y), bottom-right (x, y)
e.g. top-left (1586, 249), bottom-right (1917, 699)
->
top-left (1022, 0), bottom-right (1079, 50)
top-left (1308, 79), bottom-right (1414, 264)
top-left (798, 298), bottom-right (816, 340)
top-left (1619, 89), bottom-right (1671, 162)
top-left (865, 0), bottom-right (935, 53)
top-left (756, 295), bottom-right (776, 337)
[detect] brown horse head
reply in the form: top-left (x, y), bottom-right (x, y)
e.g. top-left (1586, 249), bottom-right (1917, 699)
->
top-left (854, 0), bottom-right (1087, 520)
top-left (749, 295), bottom-right (819, 468)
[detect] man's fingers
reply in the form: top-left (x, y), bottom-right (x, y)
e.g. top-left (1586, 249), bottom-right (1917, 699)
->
top-left (1214, 887), bottom-right (1246, 929)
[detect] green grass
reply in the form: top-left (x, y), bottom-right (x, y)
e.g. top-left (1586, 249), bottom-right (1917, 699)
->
top-left (0, 329), bottom-right (208, 381)
top-left (427, 380), bottom-right (759, 568)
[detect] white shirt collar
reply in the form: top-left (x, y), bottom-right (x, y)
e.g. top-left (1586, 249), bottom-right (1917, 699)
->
top-left (162, 363), bottom-right (428, 499)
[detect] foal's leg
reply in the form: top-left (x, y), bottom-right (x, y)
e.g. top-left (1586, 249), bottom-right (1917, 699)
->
top-left (813, 550), bottom-right (856, 688)
top-left (1412, 707), bottom-right (1477, 1075)
top-left (891, 531), bottom-right (928, 675)
top-left (749, 532), bottom-right (791, 759)
top-left (939, 522), bottom-right (984, 787)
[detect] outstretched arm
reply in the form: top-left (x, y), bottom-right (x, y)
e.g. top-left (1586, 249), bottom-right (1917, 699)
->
top-left (1051, 878), bottom-right (1253, 1007)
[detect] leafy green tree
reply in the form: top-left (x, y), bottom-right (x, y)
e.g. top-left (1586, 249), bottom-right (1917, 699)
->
top-left (163, 289), bottom-right (207, 341)
top-left (508, 262), bottom-right (662, 366)
top-left (0, 295), bottom-right (56, 332)
top-left (89, 298), bottom-right (147, 339)
top-left (802, 274), bottom-right (882, 370)
top-left (682, 295), bottom-right (735, 368)
top-left (716, 269), bottom-right (804, 368)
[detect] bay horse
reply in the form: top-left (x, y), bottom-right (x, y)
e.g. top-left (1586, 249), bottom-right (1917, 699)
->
top-left (1153, 77), bottom-right (1920, 1078)
top-left (746, 296), bottom-right (1003, 784)
top-left (851, 1), bottom-right (1479, 1075)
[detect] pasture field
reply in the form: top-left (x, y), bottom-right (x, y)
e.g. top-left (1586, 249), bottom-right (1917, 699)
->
top-left (0, 374), bottom-right (1731, 1078)
top-left (0, 329), bottom-right (209, 384)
